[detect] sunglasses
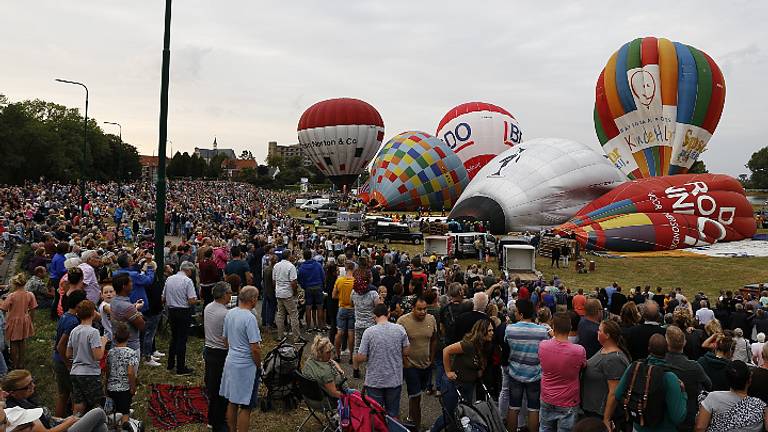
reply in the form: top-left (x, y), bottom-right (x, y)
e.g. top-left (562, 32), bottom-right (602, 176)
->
top-left (12, 379), bottom-right (34, 392)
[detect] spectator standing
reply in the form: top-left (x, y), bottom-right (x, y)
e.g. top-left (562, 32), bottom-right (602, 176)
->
top-left (333, 262), bottom-right (356, 361)
top-left (220, 286), bottom-right (262, 432)
top-left (77, 250), bottom-right (102, 304)
top-left (113, 253), bottom-right (158, 367)
top-left (66, 300), bottom-right (108, 414)
top-left (354, 304), bottom-right (410, 419)
top-left (663, 325), bottom-right (711, 432)
top-left (753, 333), bottom-right (766, 366)
top-left (49, 242), bottom-right (69, 320)
top-left (505, 299), bottom-right (550, 432)
top-left (697, 333), bottom-right (734, 391)
top-left (582, 320), bottom-right (630, 430)
top-left (204, 282), bottom-right (233, 432)
top-left (578, 299), bottom-right (602, 359)
top-left (52, 289), bottom-right (86, 417)
top-left (397, 296), bottom-right (437, 429)
top-left (199, 248), bottom-right (221, 306)
top-left (297, 249), bottom-right (326, 332)
top-left (106, 323), bottom-right (139, 428)
top-left (538, 312), bottom-right (586, 431)
top-left (695, 360), bottom-right (768, 432)
top-left (572, 289), bottom-right (586, 316)
top-left (273, 249), bottom-right (300, 343)
top-left (609, 287), bottom-right (627, 316)
top-left (351, 279), bottom-right (379, 378)
top-left (624, 300), bottom-right (666, 361)
top-left (225, 246), bottom-right (252, 290)
top-left (695, 300), bottom-right (715, 326)
top-left (1, 273), bottom-right (37, 369)
top-left (749, 344), bottom-right (768, 404)
top-left (162, 261), bottom-right (198, 375)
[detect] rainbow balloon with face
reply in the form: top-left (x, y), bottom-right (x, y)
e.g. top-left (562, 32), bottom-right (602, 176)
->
top-left (556, 174), bottom-right (756, 251)
top-left (594, 37), bottom-right (725, 179)
top-left (369, 131), bottom-right (470, 210)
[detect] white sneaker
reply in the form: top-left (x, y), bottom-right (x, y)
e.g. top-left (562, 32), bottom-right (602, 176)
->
top-left (145, 359), bottom-right (162, 367)
top-left (152, 351), bottom-right (166, 357)
top-left (151, 356), bottom-right (161, 361)
top-left (341, 349), bottom-right (350, 356)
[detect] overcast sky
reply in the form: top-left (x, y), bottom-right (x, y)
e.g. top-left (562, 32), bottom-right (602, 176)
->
top-left (2, 1), bottom-right (766, 176)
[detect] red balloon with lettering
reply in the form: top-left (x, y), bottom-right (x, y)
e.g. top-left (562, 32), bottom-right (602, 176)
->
top-left (556, 174), bottom-right (756, 251)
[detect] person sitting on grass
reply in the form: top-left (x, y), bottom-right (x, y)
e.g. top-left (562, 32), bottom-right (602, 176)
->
top-left (106, 322), bottom-right (138, 429)
top-left (2, 369), bottom-right (109, 432)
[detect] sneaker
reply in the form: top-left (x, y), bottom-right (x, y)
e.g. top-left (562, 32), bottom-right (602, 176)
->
top-left (145, 359), bottom-right (162, 367)
top-left (152, 351), bottom-right (166, 357)
top-left (341, 349), bottom-right (350, 356)
top-left (151, 356), bottom-right (162, 362)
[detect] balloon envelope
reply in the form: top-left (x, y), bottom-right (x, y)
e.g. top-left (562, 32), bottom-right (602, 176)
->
top-left (436, 102), bottom-right (523, 180)
top-left (298, 98), bottom-right (384, 190)
top-left (369, 131), bottom-right (469, 211)
top-left (449, 138), bottom-right (625, 234)
top-left (594, 37), bottom-right (725, 179)
top-left (557, 174), bottom-right (756, 251)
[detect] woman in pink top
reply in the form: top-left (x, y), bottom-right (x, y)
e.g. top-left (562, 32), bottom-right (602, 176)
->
top-left (1, 273), bottom-right (38, 369)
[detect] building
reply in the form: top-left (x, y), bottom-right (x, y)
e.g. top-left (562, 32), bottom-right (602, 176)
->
top-left (221, 158), bottom-right (258, 178)
top-left (267, 141), bottom-right (312, 166)
top-left (139, 155), bottom-right (160, 181)
top-left (194, 137), bottom-right (236, 162)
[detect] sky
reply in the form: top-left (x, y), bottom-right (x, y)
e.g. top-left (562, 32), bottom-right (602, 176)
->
top-left (2, 1), bottom-right (766, 176)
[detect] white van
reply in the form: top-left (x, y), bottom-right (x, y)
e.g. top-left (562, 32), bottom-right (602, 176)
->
top-left (300, 198), bottom-right (330, 211)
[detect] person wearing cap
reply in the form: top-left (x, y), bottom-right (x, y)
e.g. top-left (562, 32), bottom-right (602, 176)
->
top-left (162, 261), bottom-right (198, 375)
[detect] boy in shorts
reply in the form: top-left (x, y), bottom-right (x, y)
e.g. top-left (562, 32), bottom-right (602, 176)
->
top-left (66, 300), bottom-right (108, 415)
top-left (107, 322), bottom-right (139, 427)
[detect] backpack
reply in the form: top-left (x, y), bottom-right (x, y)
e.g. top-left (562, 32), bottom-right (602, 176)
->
top-left (441, 302), bottom-right (461, 345)
top-left (622, 361), bottom-right (667, 428)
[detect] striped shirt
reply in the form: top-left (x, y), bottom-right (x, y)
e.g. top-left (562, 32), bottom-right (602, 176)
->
top-left (505, 321), bottom-right (550, 382)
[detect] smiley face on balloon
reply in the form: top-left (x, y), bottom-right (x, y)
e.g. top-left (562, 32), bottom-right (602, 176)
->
top-left (630, 70), bottom-right (656, 108)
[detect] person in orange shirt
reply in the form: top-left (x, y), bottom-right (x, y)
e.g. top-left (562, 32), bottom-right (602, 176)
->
top-left (572, 289), bottom-right (587, 316)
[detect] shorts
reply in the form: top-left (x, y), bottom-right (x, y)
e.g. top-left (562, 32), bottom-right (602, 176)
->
top-left (54, 360), bottom-right (72, 394)
top-left (305, 286), bottom-right (324, 307)
top-left (107, 390), bottom-right (133, 414)
top-left (403, 367), bottom-right (431, 398)
top-left (353, 326), bottom-right (370, 354)
top-left (508, 376), bottom-right (540, 411)
top-left (337, 308), bottom-right (355, 331)
top-left (71, 375), bottom-right (105, 407)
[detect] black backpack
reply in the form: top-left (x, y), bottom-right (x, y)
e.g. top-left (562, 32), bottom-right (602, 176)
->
top-left (622, 361), bottom-right (667, 428)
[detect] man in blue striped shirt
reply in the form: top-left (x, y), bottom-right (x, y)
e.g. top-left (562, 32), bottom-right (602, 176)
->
top-left (504, 299), bottom-right (550, 432)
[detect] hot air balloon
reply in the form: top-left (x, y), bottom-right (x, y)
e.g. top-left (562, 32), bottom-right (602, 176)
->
top-left (369, 131), bottom-right (470, 211)
top-left (594, 37), bottom-right (726, 179)
top-left (436, 102), bottom-right (523, 179)
top-left (557, 174), bottom-right (756, 251)
top-left (449, 138), bottom-right (625, 234)
top-left (357, 181), bottom-right (371, 204)
top-left (297, 98), bottom-right (385, 190)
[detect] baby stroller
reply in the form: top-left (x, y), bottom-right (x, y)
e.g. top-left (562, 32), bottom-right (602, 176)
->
top-left (436, 384), bottom-right (507, 432)
top-left (260, 336), bottom-right (306, 412)
top-left (337, 389), bottom-right (411, 432)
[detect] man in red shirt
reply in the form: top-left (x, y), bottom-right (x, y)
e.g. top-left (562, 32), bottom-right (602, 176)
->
top-left (538, 312), bottom-right (586, 431)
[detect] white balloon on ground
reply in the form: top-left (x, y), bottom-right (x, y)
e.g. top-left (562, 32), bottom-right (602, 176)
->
top-left (449, 137), bottom-right (626, 233)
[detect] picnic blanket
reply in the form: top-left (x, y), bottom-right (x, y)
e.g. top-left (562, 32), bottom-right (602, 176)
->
top-left (148, 384), bottom-right (209, 430)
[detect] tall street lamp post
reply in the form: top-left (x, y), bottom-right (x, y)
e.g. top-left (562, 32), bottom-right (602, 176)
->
top-left (55, 78), bottom-right (88, 216)
top-left (154, 0), bottom-right (173, 284)
top-left (103, 121), bottom-right (122, 198)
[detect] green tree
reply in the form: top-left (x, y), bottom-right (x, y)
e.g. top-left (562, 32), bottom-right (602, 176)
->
top-left (266, 154), bottom-right (282, 168)
top-left (747, 147), bottom-right (768, 189)
top-left (688, 160), bottom-right (708, 174)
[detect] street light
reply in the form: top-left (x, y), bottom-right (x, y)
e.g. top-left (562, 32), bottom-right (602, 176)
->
top-left (104, 121), bottom-right (122, 197)
top-left (55, 78), bottom-right (88, 216)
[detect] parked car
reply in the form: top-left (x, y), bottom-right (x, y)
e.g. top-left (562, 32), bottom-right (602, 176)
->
top-left (366, 221), bottom-right (423, 244)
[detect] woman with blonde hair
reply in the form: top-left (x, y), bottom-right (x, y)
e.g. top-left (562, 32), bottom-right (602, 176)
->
top-left (301, 335), bottom-right (346, 400)
top-left (0, 273), bottom-right (37, 369)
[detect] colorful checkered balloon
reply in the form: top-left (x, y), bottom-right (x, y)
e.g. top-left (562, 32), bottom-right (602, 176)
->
top-left (369, 131), bottom-right (470, 210)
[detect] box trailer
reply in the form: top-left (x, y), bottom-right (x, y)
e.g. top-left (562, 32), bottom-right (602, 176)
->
top-left (502, 244), bottom-right (538, 281)
top-left (424, 235), bottom-right (453, 257)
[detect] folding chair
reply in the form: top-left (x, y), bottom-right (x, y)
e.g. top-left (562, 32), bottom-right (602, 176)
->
top-left (294, 371), bottom-right (337, 432)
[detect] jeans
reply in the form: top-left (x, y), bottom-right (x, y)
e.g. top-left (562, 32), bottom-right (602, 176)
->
top-left (142, 313), bottom-right (161, 358)
top-left (539, 401), bottom-right (578, 432)
top-left (276, 297), bottom-right (300, 342)
top-left (365, 386), bottom-right (401, 419)
top-left (498, 366), bottom-right (529, 425)
top-left (168, 307), bottom-right (192, 371)
top-left (431, 380), bottom-right (475, 432)
top-left (68, 407), bottom-right (108, 432)
top-left (262, 295), bottom-right (276, 327)
top-left (204, 347), bottom-right (229, 432)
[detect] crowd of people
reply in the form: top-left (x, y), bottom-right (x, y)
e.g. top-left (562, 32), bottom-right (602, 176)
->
top-left (1, 179), bottom-right (767, 432)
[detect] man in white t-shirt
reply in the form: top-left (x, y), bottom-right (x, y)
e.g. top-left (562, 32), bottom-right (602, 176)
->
top-left (273, 249), bottom-right (300, 342)
top-left (696, 300), bottom-right (715, 326)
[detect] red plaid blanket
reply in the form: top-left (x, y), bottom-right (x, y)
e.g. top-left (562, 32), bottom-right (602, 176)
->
top-left (148, 384), bottom-right (209, 430)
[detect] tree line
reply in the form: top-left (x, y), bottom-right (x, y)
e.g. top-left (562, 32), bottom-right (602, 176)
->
top-left (0, 94), bottom-right (141, 185)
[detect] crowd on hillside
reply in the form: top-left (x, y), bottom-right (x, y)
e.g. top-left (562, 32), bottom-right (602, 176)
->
top-left (0, 180), bottom-right (767, 432)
